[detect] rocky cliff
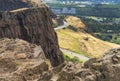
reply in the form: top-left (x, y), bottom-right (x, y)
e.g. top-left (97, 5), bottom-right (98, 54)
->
top-left (0, 38), bottom-right (48, 81)
top-left (0, 38), bottom-right (120, 81)
top-left (55, 48), bottom-right (120, 81)
top-left (0, 0), bottom-right (64, 67)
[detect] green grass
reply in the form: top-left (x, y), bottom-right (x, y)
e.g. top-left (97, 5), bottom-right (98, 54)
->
top-left (63, 52), bottom-right (85, 63)
top-left (66, 49), bottom-right (93, 58)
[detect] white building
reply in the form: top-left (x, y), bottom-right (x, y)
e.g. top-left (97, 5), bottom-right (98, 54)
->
top-left (51, 9), bottom-right (62, 14)
top-left (69, 8), bottom-right (76, 14)
top-left (62, 7), bottom-right (76, 14)
top-left (62, 7), bottom-right (68, 14)
top-left (52, 7), bottom-right (76, 14)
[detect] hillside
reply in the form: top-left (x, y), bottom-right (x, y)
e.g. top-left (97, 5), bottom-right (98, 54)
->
top-left (56, 16), bottom-right (120, 57)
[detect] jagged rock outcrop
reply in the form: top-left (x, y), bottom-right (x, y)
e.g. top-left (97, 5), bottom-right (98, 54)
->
top-left (56, 48), bottom-right (120, 81)
top-left (1, 38), bottom-right (120, 81)
top-left (0, 0), bottom-right (64, 67)
top-left (81, 48), bottom-right (120, 81)
top-left (0, 38), bottom-right (48, 81)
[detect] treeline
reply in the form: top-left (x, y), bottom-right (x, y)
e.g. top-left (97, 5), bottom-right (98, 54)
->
top-left (48, 3), bottom-right (120, 18)
top-left (76, 4), bottom-right (120, 18)
top-left (82, 18), bottom-right (120, 44)
top-left (82, 18), bottom-right (120, 33)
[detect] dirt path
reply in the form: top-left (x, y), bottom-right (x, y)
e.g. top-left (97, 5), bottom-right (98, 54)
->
top-left (60, 48), bottom-right (90, 61)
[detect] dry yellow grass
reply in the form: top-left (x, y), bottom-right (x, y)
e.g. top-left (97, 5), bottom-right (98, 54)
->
top-left (65, 16), bottom-right (86, 29)
top-left (52, 19), bottom-right (58, 25)
top-left (56, 16), bottom-right (120, 57)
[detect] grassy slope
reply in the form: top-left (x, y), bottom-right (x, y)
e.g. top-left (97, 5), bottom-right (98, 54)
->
top-left (56, 16), bottom-right (120, 57)
top-left (63, 52), bottom-right (85, 63)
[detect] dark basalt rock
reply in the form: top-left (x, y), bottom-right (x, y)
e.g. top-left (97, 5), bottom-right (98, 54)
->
top-left (0, 0), bottom-right (64, 67)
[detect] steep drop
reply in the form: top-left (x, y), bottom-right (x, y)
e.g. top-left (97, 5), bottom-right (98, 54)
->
top-left (0, 0), bottom-right (64, 67)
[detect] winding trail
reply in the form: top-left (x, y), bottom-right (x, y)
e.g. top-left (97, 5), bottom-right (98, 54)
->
top-left (60, 48), bottom-right (90, 61)
top-left (54, 21), bottom-right (69, 30)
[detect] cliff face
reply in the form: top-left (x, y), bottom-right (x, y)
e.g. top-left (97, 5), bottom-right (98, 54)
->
top-left (0, 0), bottom-right (44, 11)
top-left (0, 0), bottom-right (64, 67)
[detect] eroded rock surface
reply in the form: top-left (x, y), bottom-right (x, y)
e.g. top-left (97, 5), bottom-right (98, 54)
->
top-left (75, 48), bottom-right (120, 81)
top-left (0, 38), bottom-right (120, 81)
top-left (54, 48), bottom-right (120, 81)
top-left (0, 0), bottom-right (64, 67)
top-left (0, 38), bottom-right (48, 81)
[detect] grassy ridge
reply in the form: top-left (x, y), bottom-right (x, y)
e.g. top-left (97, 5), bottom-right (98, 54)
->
top-left (57, 29), bottom-right (93, 58)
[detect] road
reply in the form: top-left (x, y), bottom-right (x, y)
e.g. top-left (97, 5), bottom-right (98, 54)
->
top-left (54, 21), bottom-right (90, 61)
top-left (60, 48), bottom-right (90, 61)
top-left (54, 21), bottom-right (69, 30)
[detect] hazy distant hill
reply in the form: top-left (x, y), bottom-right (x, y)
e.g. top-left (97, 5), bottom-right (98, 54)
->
top-left (57, 0), bottom-right (120, 3)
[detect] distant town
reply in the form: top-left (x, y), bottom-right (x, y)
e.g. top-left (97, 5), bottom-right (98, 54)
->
top-left (42, 0), bottom-right (120, 4)
top-left (51, 7), bottom-right (76, 14)
top-left (42, 0), bottom-right (120, 15)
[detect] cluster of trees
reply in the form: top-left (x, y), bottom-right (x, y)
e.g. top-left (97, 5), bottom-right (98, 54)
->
top-left (82, 18), bottom-right (120, 33)
top-left (82, 17), bottom-right (120, 44)
top-left (84, 19), bottom-right (120, 33)
top-left (76, 4), bottom-right (120, 17)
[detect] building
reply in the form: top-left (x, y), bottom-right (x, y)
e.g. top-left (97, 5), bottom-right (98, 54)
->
top-left (52, 7), bottom-right (76, 15)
